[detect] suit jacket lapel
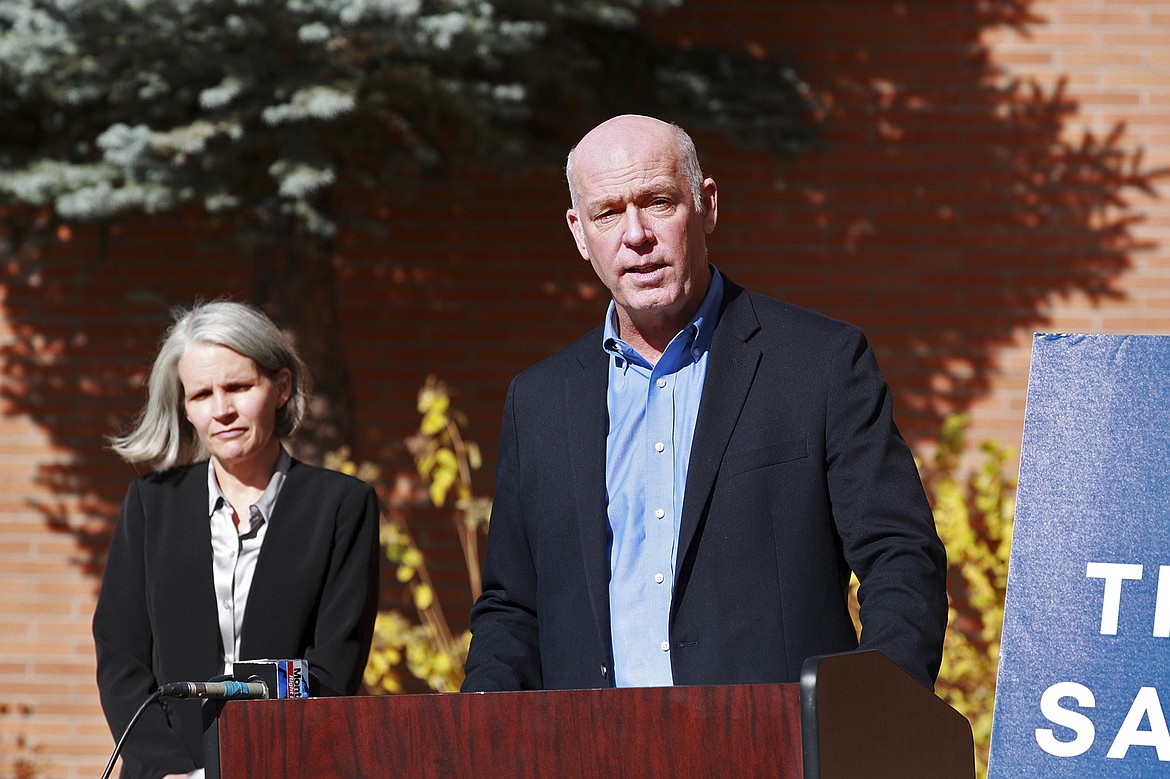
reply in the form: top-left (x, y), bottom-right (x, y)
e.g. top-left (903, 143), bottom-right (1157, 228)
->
top-left (240, 460), bottom-right (307, 654)
top-left (677, 282), bottom-right (762, 569)
top-left (160, 466), bottom-right (221, 664)
top-left (563, 338), bottom-right (614, 664)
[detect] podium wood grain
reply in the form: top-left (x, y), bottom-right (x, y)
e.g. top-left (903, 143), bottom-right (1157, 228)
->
top-left (216, 684), bottom-right (804, 778)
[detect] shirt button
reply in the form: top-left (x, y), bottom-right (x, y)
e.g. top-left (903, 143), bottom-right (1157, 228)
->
top-left (655, 573), bottom-right (665, 584)
top-left (655, 508), bottom-right (665, 519)
top-left (655, 442), bottom-right (665, 453)
top-left (660, 641), bottom-right (670, 652)
top-left (656, 378), bottom-right (667, 389)
top-left (221, 600), bottom-right (231, 609)
top-left (692, 347), bottom-right (701, 357)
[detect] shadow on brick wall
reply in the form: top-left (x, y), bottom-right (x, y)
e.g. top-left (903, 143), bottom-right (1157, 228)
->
top-left (0, 0), bottom-right (1165, 590)
top-left (678, 0), bottom-right (1166, 444)
top-left (0, 237), bottom-right (258, 578)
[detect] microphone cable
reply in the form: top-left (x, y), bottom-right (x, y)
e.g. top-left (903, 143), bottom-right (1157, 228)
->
top-left (100, 687), bottom-right (161, 779)
top-left (99, 676), bottom-right (269, 777)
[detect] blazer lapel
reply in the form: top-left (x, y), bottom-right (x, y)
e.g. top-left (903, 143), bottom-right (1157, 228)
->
top-left (677, 282), bottom-right (762, 569)
top-left (158, 466), bottom-right (221, 664)
top-left (563, 339), bottom-right (614, 664)
top-left (239, 460), bottom-right (307, 655)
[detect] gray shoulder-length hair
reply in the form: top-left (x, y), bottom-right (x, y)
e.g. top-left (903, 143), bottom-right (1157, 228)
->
top-left (110, 300), bottom-right (310, 471)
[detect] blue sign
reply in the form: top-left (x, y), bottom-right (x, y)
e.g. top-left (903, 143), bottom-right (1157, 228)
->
top-left (989, 333), bottom-right (1170, 777)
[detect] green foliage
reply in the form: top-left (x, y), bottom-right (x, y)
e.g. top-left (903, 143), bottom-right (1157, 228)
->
top-left (327, 376), bottom-right (490, 694)
top-left (0, 0), bottom-right (818, 244)
top-left (928, 413), bottom-right (1015, 779)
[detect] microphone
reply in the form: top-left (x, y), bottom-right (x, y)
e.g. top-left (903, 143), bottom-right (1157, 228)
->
top-left (159, 680), bottom-right (269, 700)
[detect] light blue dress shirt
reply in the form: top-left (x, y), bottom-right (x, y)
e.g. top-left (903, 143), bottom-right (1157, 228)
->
top-left (604, 267), bottom-right (724, 687)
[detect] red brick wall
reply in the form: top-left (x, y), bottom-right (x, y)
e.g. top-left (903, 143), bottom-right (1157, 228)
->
top-left (3, 1), bottom-right (1168, 775)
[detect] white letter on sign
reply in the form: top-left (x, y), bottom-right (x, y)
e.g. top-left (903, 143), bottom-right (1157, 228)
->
top-left (1154, 566), bottom-right (1170, 638)
top-left (1107, 687), bottom-right (1170, 760)
top-left (1036, 682), bottom-right (1096, 757)
top-left (1086, 562), bottom-right (1143, 635)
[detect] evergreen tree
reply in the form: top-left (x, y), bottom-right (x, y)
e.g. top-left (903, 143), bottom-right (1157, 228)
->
top-left (0, 0), bottom-right (816, 455)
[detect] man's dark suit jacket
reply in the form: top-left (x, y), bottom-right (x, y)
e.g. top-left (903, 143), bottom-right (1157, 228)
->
top-left (92, 458), bottom-right (380, 778)
top-left (462, 279), bottom-right (948, 693)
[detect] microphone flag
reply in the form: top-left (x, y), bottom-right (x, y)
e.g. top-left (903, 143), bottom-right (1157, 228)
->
top-left (234, 658), bottom-right (311, 699)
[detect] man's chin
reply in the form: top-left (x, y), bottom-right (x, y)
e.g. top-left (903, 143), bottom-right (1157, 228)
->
top-left (618, 293), bottom-right (691, 328)
top-left (621, 294), bottom-right (677, 314)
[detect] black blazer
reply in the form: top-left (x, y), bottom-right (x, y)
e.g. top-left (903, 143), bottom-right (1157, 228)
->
top-left (462, 279), bottom-right (948, 692)
top-left (93, 458), bottom-right (380, 778)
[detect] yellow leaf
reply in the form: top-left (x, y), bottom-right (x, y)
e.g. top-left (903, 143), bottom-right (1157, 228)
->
top-left (416, 452), bottom-right (435, 478)
top-left (420, 408), bottom-right (448, 435)
top-left (418, 379), bottom-right (449, 409)
top-left (413, 583), bottom-right (434, 610)
top-left (417, 384), bottom-right (441, 414)
top-left (427, 481), bottom-right (444, 508)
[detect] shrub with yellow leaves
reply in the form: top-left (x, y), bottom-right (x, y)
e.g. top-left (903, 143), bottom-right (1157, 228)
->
top-left (326, 376), bottom-right (491, 694)
top-left (928, 413), bottom-right (1014, 779)
top-left (846, 413), bottom-right (1013, 778)
top-left (347, 386), bottom-right (1013, 766)
top-left (408, 376), bottom-right (492, 600)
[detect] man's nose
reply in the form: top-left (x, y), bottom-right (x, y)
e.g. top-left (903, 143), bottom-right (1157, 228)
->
top-left (621, 205), bottom-right (651, 247)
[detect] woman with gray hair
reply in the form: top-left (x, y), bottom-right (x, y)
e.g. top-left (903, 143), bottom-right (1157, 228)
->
top-left (93, 300), bottom-right (380, 779)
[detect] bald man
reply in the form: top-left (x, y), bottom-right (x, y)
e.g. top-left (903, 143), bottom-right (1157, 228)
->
top-left (462, 115), bottom-right (947, 692)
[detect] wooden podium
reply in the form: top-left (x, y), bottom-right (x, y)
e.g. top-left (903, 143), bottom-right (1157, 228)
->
top-left (205, 650), bottom-right (973, 778)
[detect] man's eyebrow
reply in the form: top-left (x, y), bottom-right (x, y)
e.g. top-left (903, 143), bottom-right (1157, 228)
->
top-left (580, 179), bottom-right (684, 213)
top-left (583, 195), bottom-right (622, 214)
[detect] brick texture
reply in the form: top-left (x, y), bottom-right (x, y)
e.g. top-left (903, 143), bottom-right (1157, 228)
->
top-left (3, 1), bottom-right (1169, 775)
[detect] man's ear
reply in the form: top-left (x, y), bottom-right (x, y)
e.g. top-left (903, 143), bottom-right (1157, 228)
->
top-left (701, 178), bottom-right (718, 234)
top-left (566, 209), bottom-right (590, 261)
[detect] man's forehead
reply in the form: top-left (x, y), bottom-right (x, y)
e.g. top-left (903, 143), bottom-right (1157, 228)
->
top-left (574, 157), bottom-right (686, 206)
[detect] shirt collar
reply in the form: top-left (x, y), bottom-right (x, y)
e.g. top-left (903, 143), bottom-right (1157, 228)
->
top-left (602, 264), bottom-right (725, 370)
top-left (206, 447), bottom-right (292, 523)
top-left (688, 265), bottom-right (723, 359)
